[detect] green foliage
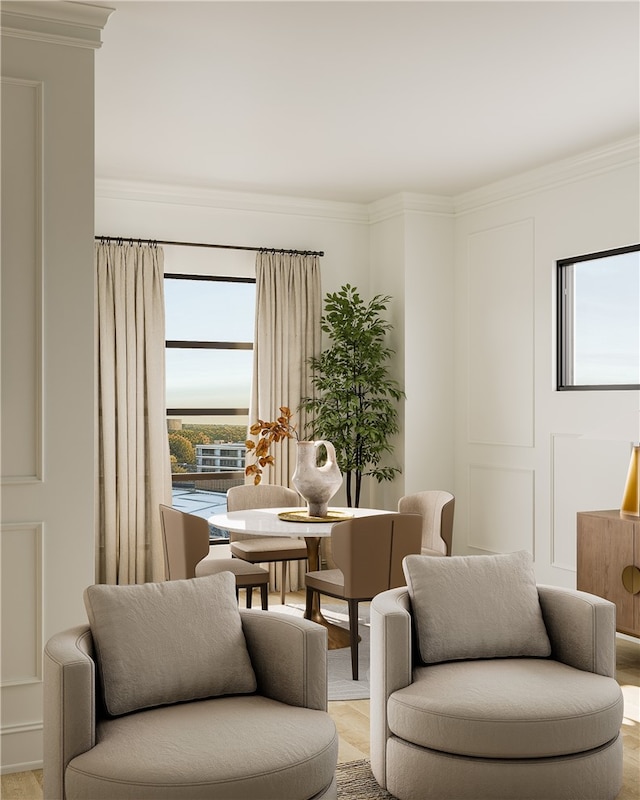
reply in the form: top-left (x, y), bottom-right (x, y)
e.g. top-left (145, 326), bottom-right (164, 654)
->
top-left (181, 424), bottom-right (247, 443)
top-left (177, 429), bottom-right (211, 446)
top-left (168, 433), bottom-right (195, 466)
top-left (300, 284), bottom-right (404, 507)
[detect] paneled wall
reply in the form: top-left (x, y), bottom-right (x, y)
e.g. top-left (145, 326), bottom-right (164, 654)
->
top-left (0, 2), bottom-right (112, 773)
top-left (452, 145), bottom-right (640, 584)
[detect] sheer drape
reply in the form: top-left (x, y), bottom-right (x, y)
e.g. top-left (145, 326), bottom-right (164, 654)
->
top-left (249, 251), bottom-right (322, 590)
top-left (95, 242), bottom-right (172, 584)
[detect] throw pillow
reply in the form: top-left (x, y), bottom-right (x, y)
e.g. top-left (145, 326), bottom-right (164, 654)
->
top-left (403, 550), bottom-right (551, 664)
top-left (84, 572), bottom-right (257, 716)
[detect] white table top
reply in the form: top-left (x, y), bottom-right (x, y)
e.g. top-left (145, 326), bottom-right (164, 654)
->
top-left (209, 506), bottom-right (389, 537)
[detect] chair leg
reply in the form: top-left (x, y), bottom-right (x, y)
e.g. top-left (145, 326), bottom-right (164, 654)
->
top-left (246, 585), bottom-right (253, 609)
top-left (260, 582), bottom-right (268, 610)
top-left (348, 599), bottom-right (359, 680)
top-left (280, 562), bottom-right (287, 605)
top-left (305, 585), bottom-right (314, 619)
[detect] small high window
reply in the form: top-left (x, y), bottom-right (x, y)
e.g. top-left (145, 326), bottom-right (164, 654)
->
top-left (557, 245), bottom-right (639, 390)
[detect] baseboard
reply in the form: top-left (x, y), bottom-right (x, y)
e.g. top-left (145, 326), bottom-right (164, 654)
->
top-left (1, 759), bottom-right (43, 775)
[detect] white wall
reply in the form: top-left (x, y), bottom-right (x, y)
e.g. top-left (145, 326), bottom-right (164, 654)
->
top-left (367, 196), bottom-right (456, 511)
top-left (452, 141), bottom-right (640, 581)
top-left (1, 1), bottom-right (112, 774)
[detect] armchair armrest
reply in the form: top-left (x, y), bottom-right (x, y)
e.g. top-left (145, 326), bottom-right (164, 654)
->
top-left (240, 610), bottom-right (328, 711)
top-left (537, 585), bottom-right (616, 677)
top-left (43, 625), bottom-right (96, 800)
top-left (370, 587), bottom-right (413, 790)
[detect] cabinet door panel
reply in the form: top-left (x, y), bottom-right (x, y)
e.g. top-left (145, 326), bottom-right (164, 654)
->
top-left (577, 512), bottom-right (636, 634)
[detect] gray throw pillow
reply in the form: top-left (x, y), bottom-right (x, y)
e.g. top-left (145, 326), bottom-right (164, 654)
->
top-left (84, 572), bottom-right (257, 716)
top-left (403, 551), bottom-right (551, 664)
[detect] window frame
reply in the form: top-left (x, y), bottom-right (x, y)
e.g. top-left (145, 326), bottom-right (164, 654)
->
top-left (556, 244), bottom-right (640, 392)
top-left (164, 272), bottom-right (256, 417)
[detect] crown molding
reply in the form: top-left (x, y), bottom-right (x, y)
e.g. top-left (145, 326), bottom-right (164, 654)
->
top-left (0, 2), bottom-right (114, 49)
top-left (95, 178), bottom-right (371, 223)
top-left (454, 136), bottom-right (640, 215)
top-left (367, 192), bottom-right (455, 224)
top-left (96, 137), bottom-right (638, 224)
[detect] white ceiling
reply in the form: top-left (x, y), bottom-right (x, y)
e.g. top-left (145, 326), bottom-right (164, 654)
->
top-left (94, 1), bottom-right (640, 204)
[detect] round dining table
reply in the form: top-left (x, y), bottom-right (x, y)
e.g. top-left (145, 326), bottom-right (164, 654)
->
top-left (208, 506), bottom-right (389, 649)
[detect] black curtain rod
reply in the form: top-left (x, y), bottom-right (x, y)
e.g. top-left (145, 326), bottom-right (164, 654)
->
top-left (95, 235), bottom-right (324, 258)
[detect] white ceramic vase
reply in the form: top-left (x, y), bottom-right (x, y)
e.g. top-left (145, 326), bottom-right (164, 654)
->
top-left (292, 440), bottom-right (343, 518)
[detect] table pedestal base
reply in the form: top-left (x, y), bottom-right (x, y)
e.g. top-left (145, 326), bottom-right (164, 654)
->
top-left (307, 607), bottom-right (361, 650)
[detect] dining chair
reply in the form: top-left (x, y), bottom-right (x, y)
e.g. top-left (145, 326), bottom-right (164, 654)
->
top-left (398, 490), bottom-right (455, 556)
top-left (226, 484), bottom-right (307, 604)
top-left (304, 512), bottom-right (423, 680)
top-left (159, 504), bottom-right (270, 609)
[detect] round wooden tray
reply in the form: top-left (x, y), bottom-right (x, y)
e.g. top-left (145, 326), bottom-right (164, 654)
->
top-left (277, 509), bottom-right (353, 523)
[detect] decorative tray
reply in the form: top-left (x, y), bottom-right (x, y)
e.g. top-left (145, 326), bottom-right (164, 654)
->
top-left (277, 509), bottom-right (354, 523)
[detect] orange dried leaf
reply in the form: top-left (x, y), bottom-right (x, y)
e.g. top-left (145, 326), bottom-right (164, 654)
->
top-left (255, 439), bottom-right (270, 457)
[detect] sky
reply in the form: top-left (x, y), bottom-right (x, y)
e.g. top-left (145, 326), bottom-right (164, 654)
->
top-left (164, 278), bottom-right (256, 424)
top-left (573, 250), bottom-right (639, 386)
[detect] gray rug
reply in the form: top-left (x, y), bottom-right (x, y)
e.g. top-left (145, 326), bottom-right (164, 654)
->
top-left (336, 760), bottom-right (394, 800)
top-left (271, 602), bottom-right (371, 701)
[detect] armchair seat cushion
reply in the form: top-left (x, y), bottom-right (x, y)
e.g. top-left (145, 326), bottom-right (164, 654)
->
top-left (65, 694), bottom-right (338, 800)
top-left (388, 658), bottom-right (623, 760)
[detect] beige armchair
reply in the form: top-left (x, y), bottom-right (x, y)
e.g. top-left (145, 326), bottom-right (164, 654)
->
top-left (370, 552), bottom-right (623, 800)
top-left (44, 573), bottom-right (338, 800)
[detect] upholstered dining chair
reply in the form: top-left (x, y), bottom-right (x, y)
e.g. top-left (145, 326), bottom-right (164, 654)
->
top-left (304, 512), bottom-right (422, 680)
top-left (44, 572), bottom-right (338, 799)
top-left (398, 489), bottom-right (454, 556)
top-left (159, 504), bottom-right (270, 609)
top-left (370, 551), bottom-right (624, 800)
top-left (226, 484), bottom-right (306, 604)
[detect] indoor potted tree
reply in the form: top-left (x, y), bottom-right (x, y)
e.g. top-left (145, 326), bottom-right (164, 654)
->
top-left (300, 284), bottom-right (404, 508)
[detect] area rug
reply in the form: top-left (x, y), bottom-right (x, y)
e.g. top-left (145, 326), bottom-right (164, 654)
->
top-left (270, 602), bottom-right (371, 701)
top-left (336, 759), bottom-right (394, 800)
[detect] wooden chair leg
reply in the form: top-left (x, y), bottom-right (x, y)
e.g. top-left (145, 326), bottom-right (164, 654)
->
top-left (260, 582), bottom-right (268, 610)
top-left (280, 562), bottom-right (287, 605)
top-left (246, 585), bottom-right (253, 609)
top-left (348, 599), bottom-right (359, 680)
top-left (305, 585), bottom-right (314, 619)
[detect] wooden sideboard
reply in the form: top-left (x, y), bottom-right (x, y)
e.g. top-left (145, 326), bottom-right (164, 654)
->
top-left (577, 509), bottom-right (640, 638)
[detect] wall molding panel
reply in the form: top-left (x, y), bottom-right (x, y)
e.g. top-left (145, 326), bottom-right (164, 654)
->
top-left (467, 218), bottom-right (535, 448)
top-left (467, 464), bottom-right (535, 555)
top-left (1, 78), bottom-right (44, 485)
top-left (0, 523), bottom-right (43, 687)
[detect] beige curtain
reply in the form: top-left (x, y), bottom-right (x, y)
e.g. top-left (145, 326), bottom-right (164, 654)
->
top-left (249, 250), bottom-right (322, 589)
top-left (95, 242), bottom-right (172, 584)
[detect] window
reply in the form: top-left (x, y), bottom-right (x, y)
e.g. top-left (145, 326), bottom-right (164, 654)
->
top-left (557, 245), bottom-right (639, 390)
top-left (165, 273), bottom-right (256, 474)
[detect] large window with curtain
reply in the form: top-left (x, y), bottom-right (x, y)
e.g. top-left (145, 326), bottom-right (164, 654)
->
top-left (164, 272), bottom-right (256, 524)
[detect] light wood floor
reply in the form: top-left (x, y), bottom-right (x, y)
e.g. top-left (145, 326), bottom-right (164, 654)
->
top-left (2, 592), bottom-right (639, 800)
